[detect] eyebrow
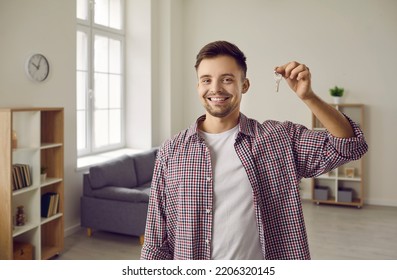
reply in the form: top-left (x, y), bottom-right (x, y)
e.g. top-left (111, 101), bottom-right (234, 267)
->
top-left (199, 73), bottom-right (236, 79)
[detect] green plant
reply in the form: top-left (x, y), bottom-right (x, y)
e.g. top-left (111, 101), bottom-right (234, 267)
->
top-left (329, 86), bottom-right (344, 97)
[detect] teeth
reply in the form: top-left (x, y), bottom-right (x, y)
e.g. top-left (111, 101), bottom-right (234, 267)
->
top-left (210, 97), bottom-right (227, 101)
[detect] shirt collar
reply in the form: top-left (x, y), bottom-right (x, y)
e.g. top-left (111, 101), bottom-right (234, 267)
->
top-left (185, 113), bottom-right (255, 142)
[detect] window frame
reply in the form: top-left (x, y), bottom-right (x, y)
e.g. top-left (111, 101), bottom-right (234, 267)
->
top-left (76, 0), bottom-right (126, 157)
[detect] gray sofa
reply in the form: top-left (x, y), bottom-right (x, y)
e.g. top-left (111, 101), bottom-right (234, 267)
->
top-left (80, 148), bottom-right (157, 244)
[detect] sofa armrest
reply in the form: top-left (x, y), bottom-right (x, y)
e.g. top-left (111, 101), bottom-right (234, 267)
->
top-left (133, 148), bottom-right (158, 185)
top-left (83, 173), bottom-right (95, 197)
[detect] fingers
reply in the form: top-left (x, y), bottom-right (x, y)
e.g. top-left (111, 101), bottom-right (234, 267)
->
top-left (275, 61), bottom-right (310, 81)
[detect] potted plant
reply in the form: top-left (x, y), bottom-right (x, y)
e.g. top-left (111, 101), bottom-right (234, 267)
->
top-left (329, 86), bottom-right (344, 104)
top-left (40, 167), bottom-right (47, 182)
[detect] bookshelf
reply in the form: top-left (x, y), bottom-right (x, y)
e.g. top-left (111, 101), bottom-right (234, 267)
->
top-left (311, 104), bottom-right (365, 208)
top-left (0, 108), bottom-right (64, 259)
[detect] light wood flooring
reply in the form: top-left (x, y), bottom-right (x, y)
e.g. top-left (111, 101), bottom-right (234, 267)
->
top-left (55, 200), bottom-right (397, 260)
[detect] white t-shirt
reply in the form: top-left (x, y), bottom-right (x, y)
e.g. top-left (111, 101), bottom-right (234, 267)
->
top-left (199, 125), bottom-right (263, 260)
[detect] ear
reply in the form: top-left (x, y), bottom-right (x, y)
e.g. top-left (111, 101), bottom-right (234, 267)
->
top-left (242, 78), bottom-right (250, 94)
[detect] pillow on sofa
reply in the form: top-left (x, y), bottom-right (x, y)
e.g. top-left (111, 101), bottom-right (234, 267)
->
top-left (89, 155), bottom-right (138, 189)
top-left (133, 148), bottom-right (157, 185)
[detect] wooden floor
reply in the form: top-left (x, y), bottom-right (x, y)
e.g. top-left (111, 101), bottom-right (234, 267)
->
top-left (55, 201), bottom-right (397, 260)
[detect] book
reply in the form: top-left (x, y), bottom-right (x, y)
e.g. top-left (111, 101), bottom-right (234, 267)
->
top-left (41, 193), bottom-right (52, 217)
top-left (11, 164), bottom-right (32, 190)
top-left (41, 192), bottom-right (58, 218)
top-left (52, 193), bottom-right (60, 216)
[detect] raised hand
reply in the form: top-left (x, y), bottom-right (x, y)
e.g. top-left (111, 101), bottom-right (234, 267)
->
top-left (275, 61), bottom-right (314, 100)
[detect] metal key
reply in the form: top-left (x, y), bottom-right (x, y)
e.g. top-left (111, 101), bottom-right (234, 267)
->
top-left (274, 71), bottom-right (282, 93)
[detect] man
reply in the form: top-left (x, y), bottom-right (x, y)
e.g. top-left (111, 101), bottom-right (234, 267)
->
top-left (141, 41), bottom-right (368, 260)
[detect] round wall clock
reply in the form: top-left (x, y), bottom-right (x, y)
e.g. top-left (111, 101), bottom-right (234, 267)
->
top-left (25, 53), bottom-right (50, 82)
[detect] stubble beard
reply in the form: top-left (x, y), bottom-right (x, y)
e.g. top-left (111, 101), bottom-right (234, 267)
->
top-left (203, 92), bottom-right (239, 118)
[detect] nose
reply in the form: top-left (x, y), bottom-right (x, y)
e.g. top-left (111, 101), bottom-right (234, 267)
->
top-left (210, 81), bottom-right (222, 94)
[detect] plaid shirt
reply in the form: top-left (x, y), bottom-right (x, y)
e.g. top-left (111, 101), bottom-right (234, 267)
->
top-left (141, 113), bottom-right (368, 260)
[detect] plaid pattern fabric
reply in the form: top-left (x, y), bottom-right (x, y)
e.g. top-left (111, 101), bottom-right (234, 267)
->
top-left (141, 113), bottom-right (368, 260)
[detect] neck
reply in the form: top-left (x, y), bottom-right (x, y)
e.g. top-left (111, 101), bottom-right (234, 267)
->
top-left (199, 112), bottom-right (240, 134)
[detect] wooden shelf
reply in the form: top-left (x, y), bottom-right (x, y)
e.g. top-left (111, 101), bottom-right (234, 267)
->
top-left (40, 213), bottom-right (63, 225)
top-left (12, 222), bottom-right (38, 238)
top-left (41, 177), bottom-right (63, 187)
top-left (41, 143), bottom-right (63, 149)
top-left (12, 185), bottom-right (39, 196)
top-left (41, 245), bottom-right (61, 260)
top-left (0, 108), bottom-right (64, 260)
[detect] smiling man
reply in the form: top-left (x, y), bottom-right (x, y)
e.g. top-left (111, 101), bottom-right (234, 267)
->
top-left (197, 55), bottom-right (249, 132)
top-left (141, 41), bottom-right (368, 260)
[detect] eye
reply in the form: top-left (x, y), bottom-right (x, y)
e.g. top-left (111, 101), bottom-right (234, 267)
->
top-left (201, 78), bottom-right (211, 84)
top-left (222, 77), bottom-right (234, 83)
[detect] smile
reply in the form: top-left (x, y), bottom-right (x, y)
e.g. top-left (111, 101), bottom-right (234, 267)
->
top-left (208, 97), bottom-right (229, 101)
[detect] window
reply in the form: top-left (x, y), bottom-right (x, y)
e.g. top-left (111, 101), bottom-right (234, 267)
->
top-left (76, 0), bottom-right (125, 157)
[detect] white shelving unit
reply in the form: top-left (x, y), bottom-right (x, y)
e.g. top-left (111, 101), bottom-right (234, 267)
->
top-left (0, 108), bottom-right (64, 259)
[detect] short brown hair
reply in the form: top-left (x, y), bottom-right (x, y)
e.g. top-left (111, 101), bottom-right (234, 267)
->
top-left (194, 41), bottom-right (247, 78)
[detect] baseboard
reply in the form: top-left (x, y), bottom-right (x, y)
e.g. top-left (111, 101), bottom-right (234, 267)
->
top-left (301, 196), bottom-right (397, 207)
top-left (64, 223), bottom-right (82, 237)
top-left (364, 199), bottom-right (397, 207)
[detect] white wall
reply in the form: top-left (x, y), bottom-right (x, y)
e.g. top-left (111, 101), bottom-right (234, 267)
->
top-left (178, 0), bottom-right (397, 206)
top-left (125, 0), bottom-right (184, 149)
top-left (0, 0), bottom-right (80, 233)
top-left (125, 0), bottom-right (153, 149)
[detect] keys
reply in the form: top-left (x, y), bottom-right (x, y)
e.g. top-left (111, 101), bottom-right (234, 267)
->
top-left (274, 71), bottom-right (282, 93)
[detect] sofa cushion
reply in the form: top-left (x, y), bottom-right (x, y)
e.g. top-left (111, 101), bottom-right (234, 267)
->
top-left (91, 185), bottom-right (150, 203)
top-left (89, 155), bottom-right (138, 189)
top-left (133, 148), bottom-right (157, 185)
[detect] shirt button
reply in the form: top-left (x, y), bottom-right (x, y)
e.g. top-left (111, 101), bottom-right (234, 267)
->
top-left (205, 239), bottom-right (210, 244)
top-left (206, 177), bottom-right (211, 182)
top-left (206, 209), bottom-right (211, 214)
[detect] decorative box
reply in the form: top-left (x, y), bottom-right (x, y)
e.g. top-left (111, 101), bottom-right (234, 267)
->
top-left (314, 186), bottom-right (329, 200)
top-left (13, 242), bottom-right (33, 260)
top-left (338, 187), bottom-right (353, 203)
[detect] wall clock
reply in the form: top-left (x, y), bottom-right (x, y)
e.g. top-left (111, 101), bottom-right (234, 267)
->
top-left (25, 53), bottom-right (50, 82)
